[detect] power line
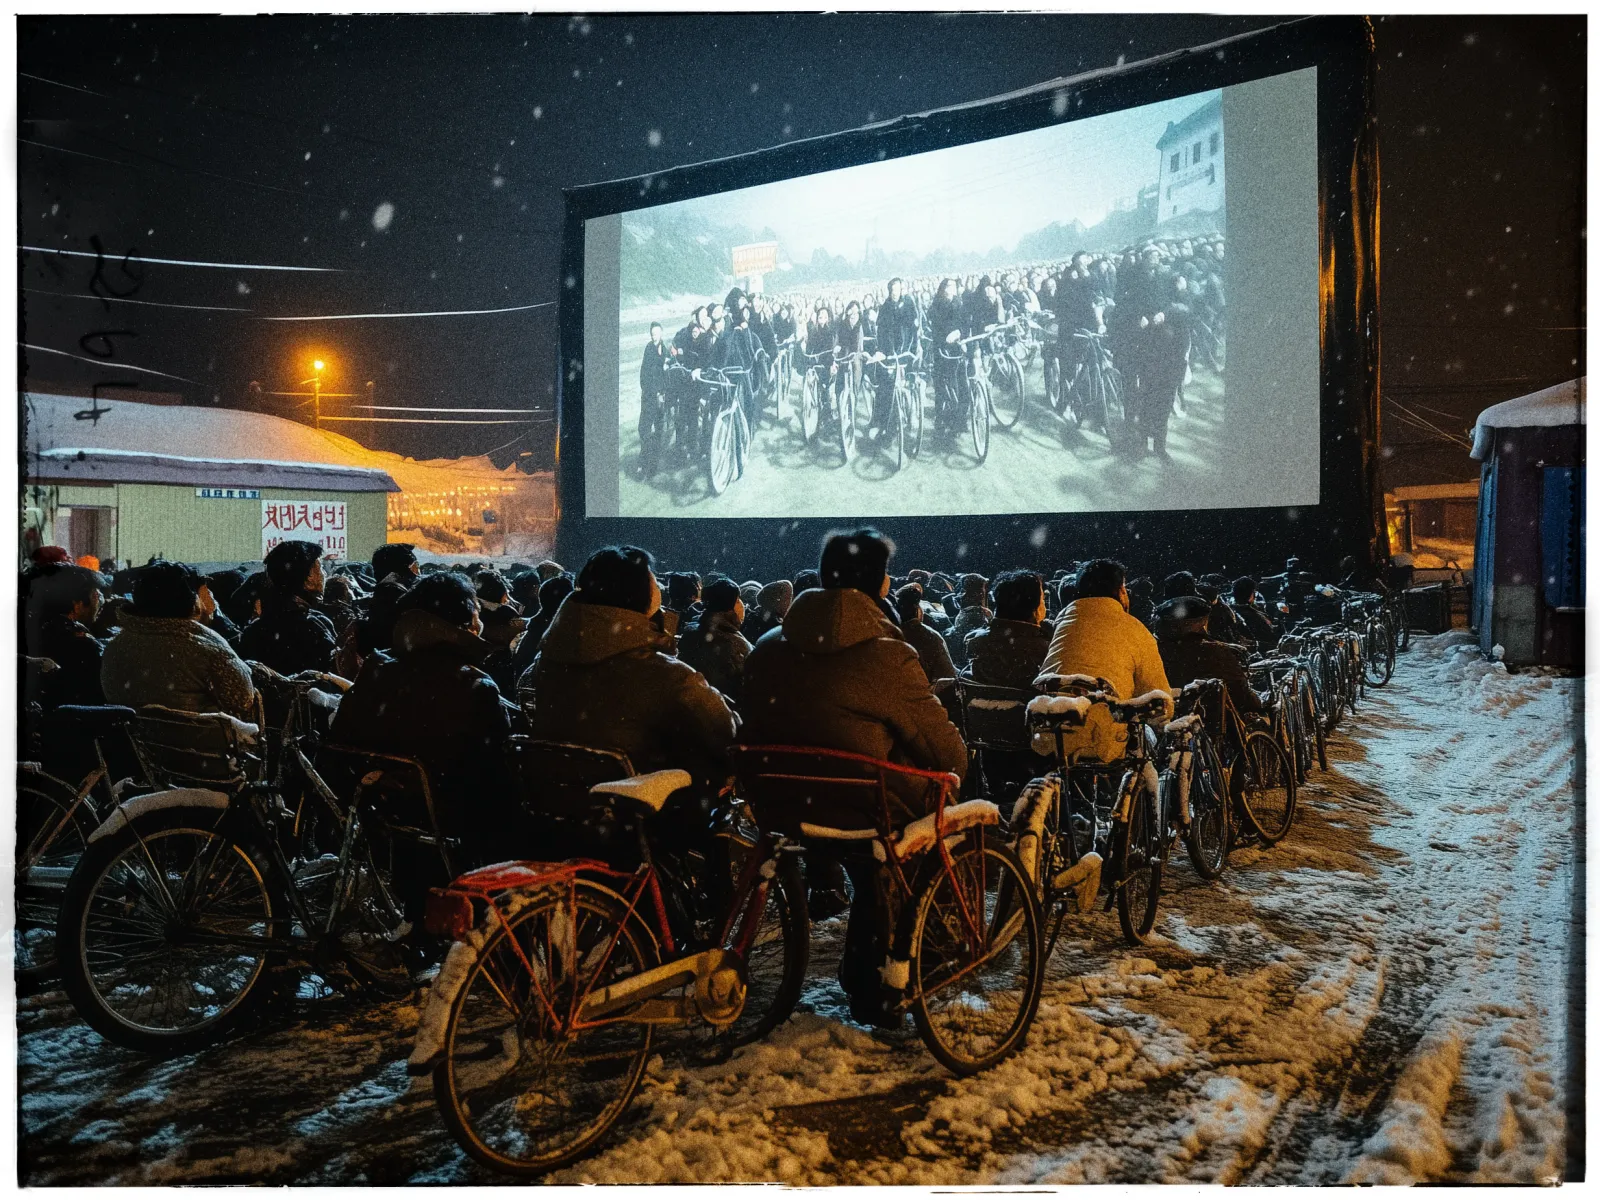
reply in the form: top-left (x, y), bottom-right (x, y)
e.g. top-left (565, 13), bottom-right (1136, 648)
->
top-left (22, 287), bottom-right (252, 313)
top-left (260, 302), bottom-right (552, 322)
top-left (20, 244), bottom-right (338, 272)
top-left (22, 342), bottom-right (199, 384)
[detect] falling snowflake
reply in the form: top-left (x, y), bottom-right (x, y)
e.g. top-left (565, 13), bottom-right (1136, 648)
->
top-left (303, 151), bottom-right (311, 161)
top-left (236, 280), bottom-right (250, 295)
top-left (647, 129), bottom-right (662, 148)
top-left (1051, 89), bottom-right (1068, 117)
top-left (491, 175), bottom-right (505, 188)
top-left (533, 105), bottom-right (543, 119)
top-left (372, 202), bottom-right (395, 231)
top-left (1030, 525), bottom-right (1049, 549)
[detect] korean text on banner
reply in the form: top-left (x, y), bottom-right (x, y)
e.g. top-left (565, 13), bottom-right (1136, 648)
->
top-left (262, 499), bottom-right (348, 559)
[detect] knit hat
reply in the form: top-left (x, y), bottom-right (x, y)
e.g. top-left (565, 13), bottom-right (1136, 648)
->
top-left (756, 579), bottom-right (794, 619)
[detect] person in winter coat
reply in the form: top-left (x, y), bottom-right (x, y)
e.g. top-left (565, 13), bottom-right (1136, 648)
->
top-left (327, 573), bottom-right (522, 902)
top-left (1037, 558), bottom-right (1171, 763)
top-left (237, 540), bottom-right (337, 675)
top-left (524, 547), bottom-right (737, 788)
top-left (1230, 577), bottom-right (1278, 649)
top-left (964, 570), bottom-right (1051, 691)
top-left (1154, 595), bottom-right (1266, 720)
top-left (743, 578), bottom-right (793, 643)
top-left (510, 573), bottom-right (574, 689)
top-left (894, 583), bottom-right (956, 685)
top-left (363, 542), bottom-right (420, 652)
top-left (26, 565), bottom-right (108, 710)
top-left (946, 574), bottom-right (991, 670)
top-left (101, 561), bottom-right (257, 721)
top-left (678, 578), bottom-right (752, 706)
top-left (742, 529), bottom-right (966, 1028)
top-left (315, 575), bottom-right (362, 641)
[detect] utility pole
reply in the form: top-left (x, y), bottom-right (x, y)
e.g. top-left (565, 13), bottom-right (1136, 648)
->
top-left (366, 380), bottom-right (376, 449)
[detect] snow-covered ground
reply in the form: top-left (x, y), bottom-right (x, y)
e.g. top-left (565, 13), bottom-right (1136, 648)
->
top-left (16, 633), bottom-right (1579, 1184)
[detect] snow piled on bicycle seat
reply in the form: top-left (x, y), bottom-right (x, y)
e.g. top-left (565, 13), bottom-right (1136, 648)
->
top-left (16, 633), bottom-right (1577, 1185)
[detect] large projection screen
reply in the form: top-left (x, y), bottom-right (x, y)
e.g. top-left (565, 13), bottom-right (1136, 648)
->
top-left (582, 68), bottom-right (1319, 521)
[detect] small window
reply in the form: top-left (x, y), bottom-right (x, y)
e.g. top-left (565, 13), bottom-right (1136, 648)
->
top-left (1207, 163), bottom-right (1215, 184)
top-left (1172, 205), bottom-right (1178, 217)
top-left (1169, 152), bottom-right (1180, 173)
top-left (1210, 131), bottom-right (1221, 155)
top-left (1166, 186), bottom-right (1172, 200)
top-left (1193, 141), bottom-right (1202, 163)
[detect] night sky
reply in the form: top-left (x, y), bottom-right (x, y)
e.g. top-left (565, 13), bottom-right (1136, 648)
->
top-left (18, 14), bottom-right (1584, 485)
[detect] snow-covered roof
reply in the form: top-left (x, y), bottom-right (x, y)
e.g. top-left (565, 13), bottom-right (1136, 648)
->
top-left (21, 391), bottom-right (537, 498)
top-left (35, 447), bottom-right (396, 492)
top-left (1470, 377), bottom-right (1585, 461)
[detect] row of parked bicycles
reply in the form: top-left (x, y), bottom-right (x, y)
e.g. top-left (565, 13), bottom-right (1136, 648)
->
top-left (17, 588), bottom-right (1404, 1176)
top-left (638, 310), bottom-right (1130, 498)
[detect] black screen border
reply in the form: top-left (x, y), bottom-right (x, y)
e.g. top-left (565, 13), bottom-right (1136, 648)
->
top-left (556, 15), bottom-right (1380, 580)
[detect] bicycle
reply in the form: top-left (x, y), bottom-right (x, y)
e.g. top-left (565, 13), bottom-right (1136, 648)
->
top-left (1173, 678), bottom-right (1299, 847)
top-left (935, 330), bottom-right (993, 463)
top-left (415, 756), bottom-right (810, 1177)
top-left (1019, 675), bottom-right (1173, 947)
top-left (699, 366), bottom-right (753, 496)
top-left (797, 349), bottom-right (857, 464)
top-left (985, 318), bottom-right (1031, 430)
top-left (740, 744), bottom-right (1044, 1075)
top-left (1250, 655), bottom-right (1325, 783)
top-left (18, 702), bottom-right (148, 989)
top-left (56, 666), bottom-right (442, 1056)
top-left (1343, 593), bottom-right (1396, 688)
top-left (1061, 329), bottom-right (1125, 447)
top-left (865, 348), bottom-right (926, 471)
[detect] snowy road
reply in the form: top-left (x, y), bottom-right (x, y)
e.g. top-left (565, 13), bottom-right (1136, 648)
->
top-left (17, 633), bottom-right (1579, 1184)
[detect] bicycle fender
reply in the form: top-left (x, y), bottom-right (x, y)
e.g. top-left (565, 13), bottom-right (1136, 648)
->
top-left (86, 787), bottom-right (230, 844)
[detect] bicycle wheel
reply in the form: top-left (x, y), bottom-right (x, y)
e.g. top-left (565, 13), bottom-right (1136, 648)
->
top-left (1364, 625), bottom-right (1395, 687)
top-left (700, 851), bottom-right (809, 1052)
top-left (1101, 365), bottom-right (1127, 445)
top-left (798, 372), bottom-right (821, 444)
top-left (1182, 735), bottom-right (1229, 881)
top-left (967, 377), bottom-right (991, 463)
top-left (1043, 355), bottom-right (1062, 413)
top-left (907, 836), bottom-right (1043, 1076)
top-left (888, 379), bottom-right (907, 472)
top-left (433, 882), bottom-right (656, 1178)
top-left (1236, 731), bottom-right (1297, 846)
top-left (990, 353), bottom-right (1024, 429)
top-left (906, 375), bottom-right (926, 459)
top-left (835, 378), bottom-right (856, 464)
top-left (17, 770), bottom-right (95, 988)
top-left (1115, 784), bottom-right (1163, 945)
top-left (707, 404), bottom-right (739, 496)
top-left (58, 806), bottom-right (283, 1056)
top-left (1300, 679), bottom-right (1328, 772)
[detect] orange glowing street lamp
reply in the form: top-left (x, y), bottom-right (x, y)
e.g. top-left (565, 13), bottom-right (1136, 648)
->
top-left (301, 357), bottom-right (329, 429)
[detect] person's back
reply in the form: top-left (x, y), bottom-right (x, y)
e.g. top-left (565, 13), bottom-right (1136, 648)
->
top-left (946, 574), bottom-right (991, 670)
top-left (510, 573), bottom-right (574, 688)
top-left (965, 570), bottom-right (1051, 691)
top-left (1154, 597), bottom-right (1265, 719)
top-left (742, 537), bottom-right (965, 798)
top-left (742, 529), bottom-right (965, 1029)
top-left (677, 580), bottom-right (752, 706)
top-left (328, 573), bottom-right (519, 900)
top-left (894, 583), bottom-right (956, 685)
top-left (237, 541), bottom-right (337, 676)
top-left (101, 562), bottom-right (257, 721)
top-left (1037, 558), bottom-right (1171, 762)
top-left (363, 542), bottom-right (420, 653)
top-left (526, 547), bottom-right (736, 783)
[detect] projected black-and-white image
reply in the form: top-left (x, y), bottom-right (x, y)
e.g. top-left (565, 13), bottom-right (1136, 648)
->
top-left (609, 87), bottom-right (1250, 519)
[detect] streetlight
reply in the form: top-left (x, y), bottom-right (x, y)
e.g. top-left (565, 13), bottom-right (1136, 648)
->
top-left (300, 358), bottom-right (328, 430)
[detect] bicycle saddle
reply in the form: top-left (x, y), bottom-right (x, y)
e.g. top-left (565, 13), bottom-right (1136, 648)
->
top-left (50, 704), bottom-right (137, 737)
top-left (1106, 690), bottom-right (1173, 724)
top-left (1025, 694), bottom-right (1093, 726)
top-left (1033, 672), bottom-right (1110, 695)
top-left (590, 769), bottom-right (693, 813)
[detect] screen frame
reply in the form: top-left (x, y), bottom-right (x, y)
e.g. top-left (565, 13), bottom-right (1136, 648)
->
top-left (556, 15), bottom-right (1380, 579)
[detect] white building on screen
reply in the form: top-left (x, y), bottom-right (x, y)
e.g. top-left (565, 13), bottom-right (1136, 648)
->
top-left (1154, 94), bottom-right (1224, 225)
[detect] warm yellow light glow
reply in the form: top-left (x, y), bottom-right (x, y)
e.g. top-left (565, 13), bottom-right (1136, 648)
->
top-left (313, 360), bottom-right (326, 372)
